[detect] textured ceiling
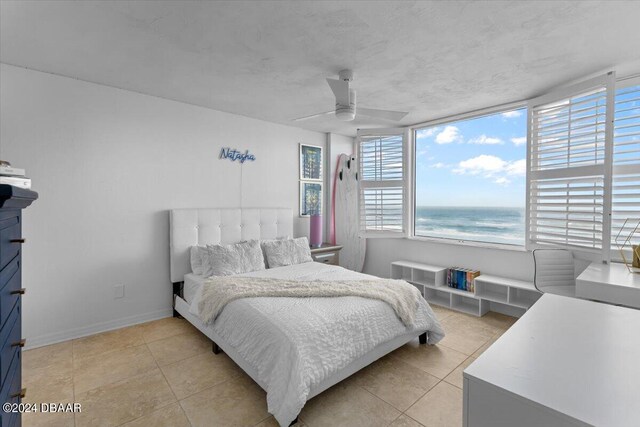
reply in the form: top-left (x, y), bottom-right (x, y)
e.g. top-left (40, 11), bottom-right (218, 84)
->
top-left (1, 1), bottom-right (640, 136)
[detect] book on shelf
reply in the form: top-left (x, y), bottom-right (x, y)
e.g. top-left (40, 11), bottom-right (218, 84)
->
top-left (0, 176), bottom-right (31, 189)
top-left (466, 270), bottom-right (480, 292)
top-left (446, 267), bottom-right (480, 292)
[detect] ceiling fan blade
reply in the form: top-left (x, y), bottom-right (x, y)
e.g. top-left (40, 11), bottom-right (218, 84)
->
top-left (358, 107), bottom-right (409, 122)
top-left (292, 111), bottom-right (335, 121)
top-left (326, 78), bottom-right (350, 106)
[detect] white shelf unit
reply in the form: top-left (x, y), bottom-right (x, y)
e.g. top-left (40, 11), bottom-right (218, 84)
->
top-left (474, 275), bottom-right (542, 310)
top-left (391, 261), bottom-right (541, 317)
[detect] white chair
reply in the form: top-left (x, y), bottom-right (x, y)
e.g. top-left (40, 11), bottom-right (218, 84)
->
top-left (533, 249), bottom-right (577, 297)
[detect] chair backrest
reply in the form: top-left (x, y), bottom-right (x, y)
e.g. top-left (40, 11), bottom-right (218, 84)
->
top-left (533, 249), bottom-right (576, 292)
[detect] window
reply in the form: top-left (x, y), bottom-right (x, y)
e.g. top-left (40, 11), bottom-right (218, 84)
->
top-left (299, 144), bottom-right (323, 216)
top-left (414, 108), bottom-right (527, 246)
top-left (358, 129), bottom-right (407, 236)
top-left (357, 71), bottom-right (638, 260)
top-left (611, 78), bottom-right (640, 261)
top-left (527, 74), bottom-right (613, 256)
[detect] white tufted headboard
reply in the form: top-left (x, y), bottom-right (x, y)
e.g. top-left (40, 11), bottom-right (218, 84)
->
top-left (169, 208), bottom-right (293, 283)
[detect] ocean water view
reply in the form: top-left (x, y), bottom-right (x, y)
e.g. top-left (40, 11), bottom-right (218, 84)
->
top-left (415, 206), bottom-right (525, 246)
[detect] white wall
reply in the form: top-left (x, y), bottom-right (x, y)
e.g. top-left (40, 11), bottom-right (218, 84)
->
top-left (0, 64), bottom-right (327, 348)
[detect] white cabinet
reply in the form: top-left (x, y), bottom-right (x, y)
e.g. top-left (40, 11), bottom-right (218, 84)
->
top-left (464, 294), bottom-right (640, 427)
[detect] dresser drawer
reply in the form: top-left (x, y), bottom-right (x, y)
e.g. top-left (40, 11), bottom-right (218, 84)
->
top-left (0, 257), bottom-right (21, 330)
top-left (311, 251), bottom-right (339, 265)
top-left (0, 352), bottom-right (22, 427)
top-left (0, 214), bottom-right (21, 273)
top-left (0, 302), bottom-right (21, 391)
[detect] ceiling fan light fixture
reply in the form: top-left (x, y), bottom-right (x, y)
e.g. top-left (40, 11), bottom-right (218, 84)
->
top-left (335, 89), bottom-right (356, 121)
top-left (335, 106), bottom-right (355, 121)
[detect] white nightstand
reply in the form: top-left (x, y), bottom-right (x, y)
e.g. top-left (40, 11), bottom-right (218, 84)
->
top-left (310, 243), bottom-right (343, 265)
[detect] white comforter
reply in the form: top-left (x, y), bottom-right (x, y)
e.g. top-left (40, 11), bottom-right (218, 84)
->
top-left (189, 262), bottom-right (444, 427)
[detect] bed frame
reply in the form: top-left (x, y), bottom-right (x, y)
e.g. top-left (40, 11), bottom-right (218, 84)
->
top-left (169, 208), bottom-right (428, 423)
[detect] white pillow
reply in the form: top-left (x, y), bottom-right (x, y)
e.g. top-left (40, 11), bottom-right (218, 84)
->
top-left (202, 240), bottom-right (266, 277)
top-left (260, 236), bottom-right (290, 268)
top-left (190, 245), bottom-right (207, 275)
top-left (262, 237), bottom-right (313, 268)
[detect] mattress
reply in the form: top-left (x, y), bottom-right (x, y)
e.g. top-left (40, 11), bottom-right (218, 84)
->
top-left (183, 273), bottom-right (205, 305)
top-left (185, 262), bottom-right (444, 426)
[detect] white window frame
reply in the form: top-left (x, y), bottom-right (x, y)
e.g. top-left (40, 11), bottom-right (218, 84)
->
top-left (357, 128), bottom-right (410, 238)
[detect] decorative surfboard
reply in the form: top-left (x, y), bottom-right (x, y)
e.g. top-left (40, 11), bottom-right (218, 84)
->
top-left (332, 153), bottom-right (366, 272)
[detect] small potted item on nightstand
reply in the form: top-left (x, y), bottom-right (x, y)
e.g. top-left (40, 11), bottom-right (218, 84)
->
top-left (309, 213), bottom-right (323, 248)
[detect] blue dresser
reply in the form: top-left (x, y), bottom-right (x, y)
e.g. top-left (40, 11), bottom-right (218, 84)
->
top-left (0, 185), bottom-right (37, 427)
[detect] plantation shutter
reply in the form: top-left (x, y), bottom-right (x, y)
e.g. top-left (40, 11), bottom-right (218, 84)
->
top-left (526, 73), bottom-right (615, 258)
top-left (611, 77), bottom-right (640, 262)
top-left (357, 128), bottom-right (408, 237)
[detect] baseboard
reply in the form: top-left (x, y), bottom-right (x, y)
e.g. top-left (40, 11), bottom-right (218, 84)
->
top-left (24, 307), bottom-right (174, 350)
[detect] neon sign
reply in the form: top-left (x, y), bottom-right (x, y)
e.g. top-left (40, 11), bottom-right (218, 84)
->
top-left (219, 148), bottom-right (256, 163)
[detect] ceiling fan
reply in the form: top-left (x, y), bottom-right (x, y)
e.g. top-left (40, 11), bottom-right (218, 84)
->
top-left (293, 69), bottom-right (409, 122)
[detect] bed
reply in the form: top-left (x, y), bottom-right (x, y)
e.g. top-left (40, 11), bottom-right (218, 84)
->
top-left (170, 208), bottom-right (444, 426)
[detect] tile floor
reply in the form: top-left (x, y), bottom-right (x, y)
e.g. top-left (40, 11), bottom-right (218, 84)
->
top-left (21, 305), bottom-right (516, 427)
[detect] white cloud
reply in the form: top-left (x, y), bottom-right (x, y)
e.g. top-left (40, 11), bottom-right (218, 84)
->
top-left (453, 155), bottom-right (507, 175)
top-left (510, 136), bottom-right (526, 146)
top-left (430, 162), bottom-right (446, 169)
top-left (505, 159), bottom-right (526, 176)
top-left (468, 134), bottom-right (503, 145)
top-left (417, 127), bottom-right (440, 140)
top-left (502, 110), bottom-right (522, 118)
top-left (453, 155), bottom-right (526, 185)
top-left (435, 126), bottom-right (462, 144)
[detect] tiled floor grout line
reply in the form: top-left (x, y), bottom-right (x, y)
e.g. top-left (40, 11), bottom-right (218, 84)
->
top-left (406, 377), bottom-right (443, 410)
top-left (355, 375), bottom-right (436, 419)
top-left (402, 409), bottom-right (428, 426)
top-left (146, 342), bottom-right (198, 427)
top-left (252, 412), bottom-right (274, 426)
top-left (356, 383), bottom-right (401, 410)
top-left (71, 324), bottom-right (190, 427)
top-left (143, 329), bottom-right (188, 345)
top-left (387, 411), bottom-right (405, 426)
top-left (355, 384), bottom-right (426, 427)
top-left (149, 342), bottom-right (178, 401)
top-left (400, 378), bottom-right (446, 426)
top-left (181, 402), bottom-right (196, 427)
top-left (71, 342), bottom-right (157, 397)
top-left (111, 400), bottom-right (181, 427)
top-left (139, 340), bottom-right (197, 427)
top-left (175, 373), bottom-right (237, 402)
top-left (108, 339), bottom-right (190, 427)
top-left (436, 334), bottom-right (493, 359)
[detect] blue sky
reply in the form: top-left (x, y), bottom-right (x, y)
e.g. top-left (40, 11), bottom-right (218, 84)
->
top-left (415, 108), bottom-right (527, 207)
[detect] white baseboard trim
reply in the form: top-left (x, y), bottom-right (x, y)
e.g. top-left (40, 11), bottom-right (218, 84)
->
top-left (24, 308), bottom-right (174, 350)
